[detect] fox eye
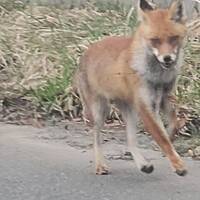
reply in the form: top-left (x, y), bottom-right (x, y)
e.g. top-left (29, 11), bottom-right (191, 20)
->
top-left (150, 38), bottom-right (161, 46)
top-left (168, 35), bottom-right (179, 44)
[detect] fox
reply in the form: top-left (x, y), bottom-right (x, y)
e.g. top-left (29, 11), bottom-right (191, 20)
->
top-left (74, 0), bottom-right (188, 176)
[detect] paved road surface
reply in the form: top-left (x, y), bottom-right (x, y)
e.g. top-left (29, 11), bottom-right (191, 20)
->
top-left (0, 124), bottom-right (200, 200)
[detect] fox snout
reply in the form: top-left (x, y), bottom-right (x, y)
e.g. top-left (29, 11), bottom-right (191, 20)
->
top-left (158, 53), bottom-right (177, 69)
top-left (152, 48), bottom-right (177, 69)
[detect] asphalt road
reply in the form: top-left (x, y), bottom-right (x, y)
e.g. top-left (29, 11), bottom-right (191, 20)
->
top-left (0, 123), bottom-right (200, 200)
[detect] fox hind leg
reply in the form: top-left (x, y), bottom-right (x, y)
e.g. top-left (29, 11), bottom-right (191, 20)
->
top-left (91, 96), bottom-right (110, 175)
top-left (76, 73), bottom-right (94, 126)
top-left (161, 96), bottom-right (179, 141)
top-left (76, 72), bottom-right (109, 174)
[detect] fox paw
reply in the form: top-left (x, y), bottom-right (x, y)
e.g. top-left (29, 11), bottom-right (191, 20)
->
top-left (96, 164), bottom-right (110, 175)
top-left (140, 164), bottom-right (154, 174)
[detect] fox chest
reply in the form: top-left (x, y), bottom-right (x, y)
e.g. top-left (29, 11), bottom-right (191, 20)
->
top-left (149, 80), bottom-right (174, 106)
top-left (144, 60), bottom-right (177, 111)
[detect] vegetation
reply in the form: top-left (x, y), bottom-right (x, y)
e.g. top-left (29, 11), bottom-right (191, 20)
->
top-left (0, 0), bottom-right (199, 122)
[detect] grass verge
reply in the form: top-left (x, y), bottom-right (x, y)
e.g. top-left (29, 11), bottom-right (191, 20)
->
top-left (0, 1), bottom-right (199, 122)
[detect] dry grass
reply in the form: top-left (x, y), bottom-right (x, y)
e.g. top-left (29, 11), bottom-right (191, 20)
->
top-left (0, 2), bottom-right (137, 115)
top-left (0, 1), bottom-right (199, 122)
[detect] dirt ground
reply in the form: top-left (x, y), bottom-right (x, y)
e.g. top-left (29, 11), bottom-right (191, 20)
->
top-left (26, 120), bottom-right (200, 160)
top-left (31, 121), bottom-right (153, 160)
top-left (0, 97), bottom-right (199, 159)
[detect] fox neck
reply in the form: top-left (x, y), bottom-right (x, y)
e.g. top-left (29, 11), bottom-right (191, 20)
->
top-left (130, 31), bottom-right (183, 89)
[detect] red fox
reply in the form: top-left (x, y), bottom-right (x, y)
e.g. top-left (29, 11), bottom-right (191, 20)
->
top-left (74, 0), bottom-right (187, 176)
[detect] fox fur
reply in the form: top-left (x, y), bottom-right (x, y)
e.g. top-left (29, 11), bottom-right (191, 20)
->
top-left (74, 0), bottom-right (187, 176)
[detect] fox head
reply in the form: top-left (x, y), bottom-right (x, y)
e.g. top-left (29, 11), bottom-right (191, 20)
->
top-left (138, 0), bottom-right (187, 69)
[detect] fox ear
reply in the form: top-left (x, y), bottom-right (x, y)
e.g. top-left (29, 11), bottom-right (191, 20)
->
top-left (139, 0), bottom-right (154, 12)
top-left (169, 0), bottom-right (186, 23)
top-left (138, 0), bottom-right (155, 22)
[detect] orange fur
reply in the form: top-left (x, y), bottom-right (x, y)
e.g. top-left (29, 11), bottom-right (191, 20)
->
top-left (74, 0), bottom-right (187, 176)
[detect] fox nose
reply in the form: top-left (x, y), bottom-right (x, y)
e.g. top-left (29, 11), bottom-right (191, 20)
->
top-left (163, 55), bottom-right (172, 63)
